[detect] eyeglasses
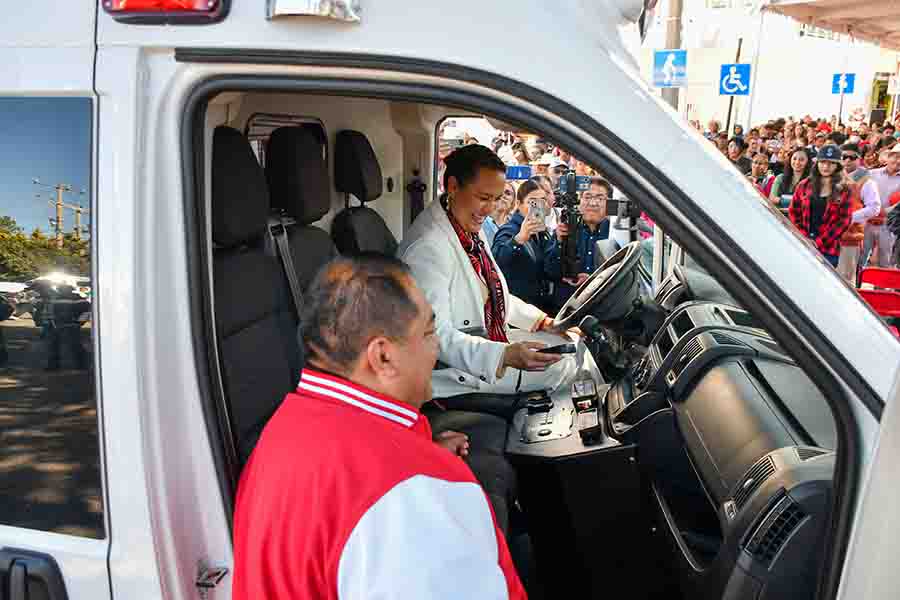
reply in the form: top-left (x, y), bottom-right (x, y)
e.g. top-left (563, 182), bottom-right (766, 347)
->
top-left (582, 193), bottom-right (608, 202)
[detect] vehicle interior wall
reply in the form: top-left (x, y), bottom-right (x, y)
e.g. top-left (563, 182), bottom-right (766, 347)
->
top-left (205, 92), bottom-right (466, 238)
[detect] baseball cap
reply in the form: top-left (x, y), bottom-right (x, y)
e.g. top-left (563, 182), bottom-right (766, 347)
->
top-left (536, 153), bottom-right (555, 166)
top-left (815, 132), bottom-right (827, 139)
top-left (817, 144), bottom-right (842, 162)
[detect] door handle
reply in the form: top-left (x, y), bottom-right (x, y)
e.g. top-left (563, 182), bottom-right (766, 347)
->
top-left (0, 548), bottom-right (69, 600)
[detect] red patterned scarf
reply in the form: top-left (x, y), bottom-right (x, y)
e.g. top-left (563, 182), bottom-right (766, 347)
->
top-left (445, 204), bottom-right (509, 343)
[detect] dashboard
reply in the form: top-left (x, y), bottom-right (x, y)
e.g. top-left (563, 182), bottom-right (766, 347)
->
top-left (504, 297), bottom-right (836, 600)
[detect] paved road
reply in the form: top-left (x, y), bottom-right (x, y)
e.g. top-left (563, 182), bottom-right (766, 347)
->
top-left (0, 317), bottom-right (103, 539)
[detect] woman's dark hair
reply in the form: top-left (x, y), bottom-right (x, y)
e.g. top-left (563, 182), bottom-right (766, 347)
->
top-left (782, 148), bottom-right (812, 192)
top-left (442, 144), bottom-right (506, 191)
top-left (515, 179), bottom-right (542, 204)
top-left (809, 158), bottom-right (845, 203)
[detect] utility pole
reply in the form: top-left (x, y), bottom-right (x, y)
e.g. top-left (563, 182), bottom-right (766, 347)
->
top-left (725, 38), bottom-right (743, 136)
top-left (661, 0), bottom-right (683, 110)
top-left (33, 179), bottom-right (88, 248)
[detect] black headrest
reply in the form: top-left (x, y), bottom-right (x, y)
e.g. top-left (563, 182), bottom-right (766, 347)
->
top-left (335, 130), bottom-right (383, 203)
top-left (266, 127), bottom-right (331, 225)
top-left (212, 126), bottom-right (270, 247)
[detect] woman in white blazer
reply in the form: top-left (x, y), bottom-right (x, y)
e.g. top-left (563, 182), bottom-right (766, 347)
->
top-left (398, 145), bottom-right (592, 400)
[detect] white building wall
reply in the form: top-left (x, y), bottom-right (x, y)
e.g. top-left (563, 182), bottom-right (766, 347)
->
top-left (638, 1), bottom-right (898, 130)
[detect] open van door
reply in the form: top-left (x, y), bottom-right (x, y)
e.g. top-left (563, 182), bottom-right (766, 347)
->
top-left (0, 2), bottom-right (110, 599)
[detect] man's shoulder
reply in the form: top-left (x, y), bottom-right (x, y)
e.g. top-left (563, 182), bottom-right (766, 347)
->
top-left (252, 394), bottom-right (474, 486)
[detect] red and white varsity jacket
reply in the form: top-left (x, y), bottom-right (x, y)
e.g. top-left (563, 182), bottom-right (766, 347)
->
top-left (233, 369), bottom-right (527, 600)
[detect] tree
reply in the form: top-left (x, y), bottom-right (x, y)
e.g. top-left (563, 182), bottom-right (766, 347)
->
top-left (0, 215), bottom-right (89, 282)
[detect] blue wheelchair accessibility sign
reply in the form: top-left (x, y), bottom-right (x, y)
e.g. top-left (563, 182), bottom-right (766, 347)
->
top-left (719, 64), bottom-right (751, 96)
top-left (653, 50), bottom-right (687, 88)
top-left (832, 73), bottom-right (855, 95)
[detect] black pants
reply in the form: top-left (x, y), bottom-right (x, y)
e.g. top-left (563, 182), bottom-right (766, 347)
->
top-left (47, 324), bottom-right (88, 370)
top-left (423, 399), bottom-right (517, 535)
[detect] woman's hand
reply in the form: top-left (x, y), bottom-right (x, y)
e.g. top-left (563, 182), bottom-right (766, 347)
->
top-left (434, 431), bottom-right (470, 457)
top-left (515, 216), bottom-right (545, 245)
top-left (502, 341), bottom-right (563, 371)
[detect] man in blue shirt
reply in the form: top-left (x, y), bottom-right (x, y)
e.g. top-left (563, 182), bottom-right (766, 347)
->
top-left (548, 177), bottom-right (612, 311)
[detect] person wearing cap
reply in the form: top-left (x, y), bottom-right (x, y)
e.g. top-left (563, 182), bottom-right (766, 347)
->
top-left (546, 156), bottom-right (568, 189)
top-left (789, 144), bottom-right (853, 268)
top-left (837, 143), bottom-right (881, 283)
top-left (810, 131), bottom-right (827, 154)
top-left (862, 146), bottom-right (900, 268)
top-left (727, 136), bottom-right (752, 175)
top-left (533, 153), bottom-right (554, 177)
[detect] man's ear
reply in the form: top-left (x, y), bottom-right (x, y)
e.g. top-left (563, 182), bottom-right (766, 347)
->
top-left (364, 336), bottom-right (399, 379)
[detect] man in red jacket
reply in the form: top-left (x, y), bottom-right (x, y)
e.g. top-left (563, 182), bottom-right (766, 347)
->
top-left (233, 253), bottom-right (527, 600)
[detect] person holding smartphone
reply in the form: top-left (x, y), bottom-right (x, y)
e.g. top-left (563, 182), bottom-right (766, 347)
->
top-left (492, 179), bottom-right (564, 312)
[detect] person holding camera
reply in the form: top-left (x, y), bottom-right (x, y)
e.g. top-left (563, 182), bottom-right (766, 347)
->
top-left (491, 179), bottom-right (564, 313)
top-left (548, 177), bottom-right (612, 310)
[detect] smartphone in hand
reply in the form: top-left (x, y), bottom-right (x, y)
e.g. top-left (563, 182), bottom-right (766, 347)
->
top-left (535, 343), bottom-right (576, 354)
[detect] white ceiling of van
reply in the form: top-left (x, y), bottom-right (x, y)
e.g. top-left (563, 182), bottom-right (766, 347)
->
top-left (764, 0), bottom-right (900, 51)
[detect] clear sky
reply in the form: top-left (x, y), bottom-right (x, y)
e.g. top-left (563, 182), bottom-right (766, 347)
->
top-left (0, 97), bottom-right (92, 235)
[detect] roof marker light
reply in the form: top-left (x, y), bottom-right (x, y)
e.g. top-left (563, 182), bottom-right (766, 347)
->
top-left (102, 0), bottom-right (230, 25)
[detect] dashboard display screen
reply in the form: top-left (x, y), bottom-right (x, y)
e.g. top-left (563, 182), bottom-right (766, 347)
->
top-left (725, 309), bottom-right (758, 329)
top-left (672, 311), bottom-right (694, 338)
top-left (657, 329), bottom-right (676, 358)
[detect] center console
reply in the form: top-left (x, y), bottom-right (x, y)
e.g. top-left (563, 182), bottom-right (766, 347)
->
top-left (504, 375), bottom-right (662, 598)
top-left (606, 302), bottom-right (768, 443)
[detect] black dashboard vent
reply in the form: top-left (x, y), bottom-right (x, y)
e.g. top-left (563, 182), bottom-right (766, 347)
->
top-left (672, 337), bottom-right (704, 376)
top-left (710, 332), bottom-right (740, 346)
top-left (733, 456), bottom-right (776, 510)
top-left (796, 447), bottom-right (829, 461)
top-left (745, 495), bottom-right (806, 566)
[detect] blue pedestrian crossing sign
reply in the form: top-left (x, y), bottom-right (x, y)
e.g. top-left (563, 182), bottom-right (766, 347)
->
top-left (832, 73), bottom-right (856, 95)
top-left (653, 50), bottom-right (687, 88)
top-left (719, 64), bottom-right (751, 96)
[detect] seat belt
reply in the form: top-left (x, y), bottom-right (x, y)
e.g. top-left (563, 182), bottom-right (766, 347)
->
top-left (270, 219), bottom-right (304, 317)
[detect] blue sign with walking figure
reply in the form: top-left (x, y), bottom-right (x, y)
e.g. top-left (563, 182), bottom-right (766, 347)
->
top-left (653, 50), bottom-right (687, 88)
top-left (719, 64), bottom-right (751, 96)
top-left (832, 73), bottom-right (856, 95)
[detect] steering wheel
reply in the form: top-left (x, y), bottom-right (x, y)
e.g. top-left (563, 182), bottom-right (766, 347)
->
top-left (553, 241), bottom-right (643, 330)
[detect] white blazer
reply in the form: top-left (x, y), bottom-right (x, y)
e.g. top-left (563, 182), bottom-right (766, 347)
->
top-left (398, 200), bottom-right (547, 398)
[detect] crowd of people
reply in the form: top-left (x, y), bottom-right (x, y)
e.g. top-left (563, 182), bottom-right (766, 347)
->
top-left (455, 113), bottom-right (900, 297)
top-left (694, 115), bottom-right (900, 280)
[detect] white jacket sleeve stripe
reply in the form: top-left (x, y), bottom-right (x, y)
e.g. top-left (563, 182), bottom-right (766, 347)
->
top-left (337, 475), bottom-right (509, 600)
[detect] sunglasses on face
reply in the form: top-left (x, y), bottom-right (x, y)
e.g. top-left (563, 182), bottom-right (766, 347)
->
top-left (842, 154), bottom-right (859, 160)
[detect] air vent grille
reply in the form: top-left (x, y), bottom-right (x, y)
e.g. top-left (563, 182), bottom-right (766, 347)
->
top-left (745, 496), bottom-right (806, 566)
top-left (671, 337), bottom-right (704, 376)
top-left (710, 332), bottom-right (740, 346)
top-left (796, 447), bottom-right (829, 461)
top-left (733, 456), bottom-right (776, 510)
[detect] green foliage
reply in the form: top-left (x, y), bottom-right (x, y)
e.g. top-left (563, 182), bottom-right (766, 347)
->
top-left (0, 216), bottom-right (89, 282)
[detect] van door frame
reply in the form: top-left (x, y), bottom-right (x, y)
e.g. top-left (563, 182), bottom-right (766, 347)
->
top-left (176, 53), bottom-right (878, 600)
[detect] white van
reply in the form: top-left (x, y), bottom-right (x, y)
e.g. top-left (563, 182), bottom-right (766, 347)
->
top-left (2, 1), bottom-right (899, 599)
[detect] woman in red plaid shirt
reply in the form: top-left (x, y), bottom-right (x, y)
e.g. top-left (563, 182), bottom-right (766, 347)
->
top-left (789, 144), bottom-right (853, 267)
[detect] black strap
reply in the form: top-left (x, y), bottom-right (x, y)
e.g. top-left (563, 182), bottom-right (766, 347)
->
top-left (270, 219), bottom-right (304, 317)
